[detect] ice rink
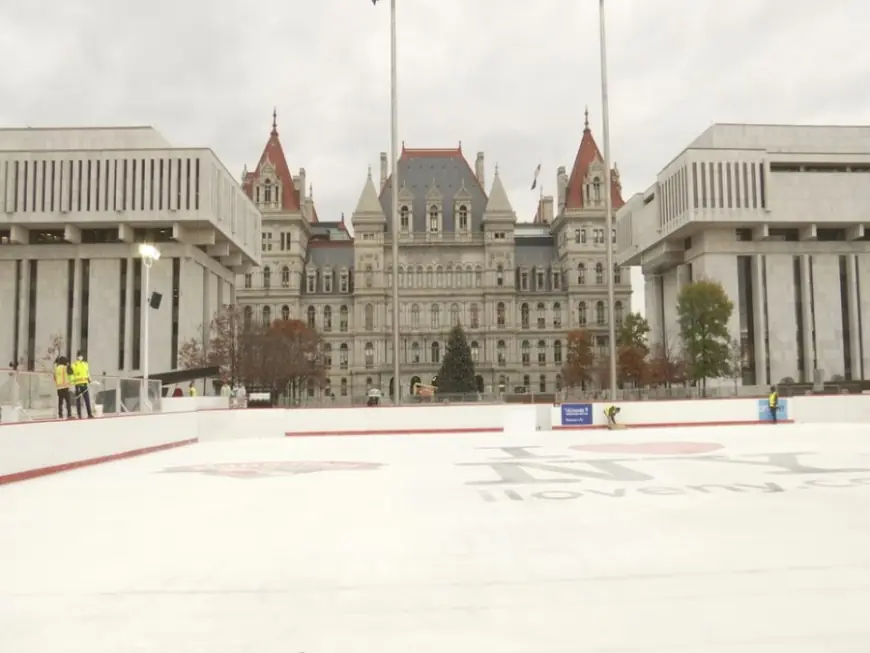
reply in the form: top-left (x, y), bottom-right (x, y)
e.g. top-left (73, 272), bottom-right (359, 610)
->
top-left (3, 423), bottom-right (870, 652)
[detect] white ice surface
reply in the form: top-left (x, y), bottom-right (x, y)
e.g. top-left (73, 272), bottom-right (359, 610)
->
top-left (2, 423), bottom-right (870, 652)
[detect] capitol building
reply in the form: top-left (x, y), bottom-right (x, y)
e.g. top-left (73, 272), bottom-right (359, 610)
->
top-left (237, 113), bottom-right (632, 401)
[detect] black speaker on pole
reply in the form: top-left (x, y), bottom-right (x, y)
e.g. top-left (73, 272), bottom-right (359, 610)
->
top-left (149, 292), bottom-right (162, 309)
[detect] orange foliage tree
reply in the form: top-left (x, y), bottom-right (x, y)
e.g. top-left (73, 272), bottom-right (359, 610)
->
top-left (617, 345), bottom-right (648, 386)
top-left (178, 304), bottom-right (251, 381)
top-left (646, 341), bottom-right (687, 387)
top-left (562, 329), bottom-right (595, 388)
top-left (246, 318), bottom-right (327, 399)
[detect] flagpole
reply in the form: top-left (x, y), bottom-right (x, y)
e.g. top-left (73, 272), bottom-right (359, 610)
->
top-left (599, 0), bottom-right (618, 401)
top-left (389, 0), bottom-right (402, 403)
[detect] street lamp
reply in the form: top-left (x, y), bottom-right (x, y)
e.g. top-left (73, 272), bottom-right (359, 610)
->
top-left (599, 0), bottom-right (618, 401)
top-left (138, 242), bottom-right (160, 410)
top-left (388, 0), bottom-right (401, 404)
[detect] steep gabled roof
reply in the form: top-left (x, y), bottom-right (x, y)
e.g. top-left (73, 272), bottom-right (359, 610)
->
top-left (564, 109), bottom-right (624, 210)
top-left (484, 166), bottom-right (514, 215)
top-left (242, 110), bottom-right (301, 212)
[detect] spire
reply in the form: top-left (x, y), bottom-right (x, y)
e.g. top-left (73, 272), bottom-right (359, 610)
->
top-left (484, 166), bottom-right (515, 215)
top-left (353, 169), bottom-right (385, 216)
top-left (271, 108), bottom-right (278, 136)
top-left (584, 106), bottom-right (590, 131)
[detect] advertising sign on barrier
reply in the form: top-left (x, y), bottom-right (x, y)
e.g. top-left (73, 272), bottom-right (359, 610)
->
top-left (561, 403), bottom-right (593, 426)
top-left (757, 399), bottom-right (788, 421)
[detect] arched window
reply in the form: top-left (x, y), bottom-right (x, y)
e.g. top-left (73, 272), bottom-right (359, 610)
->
top-left (364, 342), bottom-right (374, 368)
top-left (521, 340), bottom-right (531, 366)
top-left (262, 305), bottom-right (271, 326)
top-left (340, 377), bottom-right (348, 396)
top-left (536, 302), bottom-right (545, 329)
top-left (411, 304), bottom-right (420, 328)
top-left (263, 267), bottom-right (271, 289)
top-left (577, 263), bottom-right (586, 284)
top-left (428, 204), bottom-right (439, 232)
top-left (263, 179), bottom-right (272, 203)
top-left (520, 303), bottom-right (530, 329)
top-left (436, 266), bottom-right (444, 288)
top-left (411, 341), bottom-right (420, 363)
top-left (458, 204), bottom-right (468, 230)
top-left (593, 177), bottom-right (601, 202)
top-left (470, 303), bottom-right (479, 329)
top-left (553, 340), bottom-right (562, 364)
top-left (323, 306), bottom-right (332, 331)
top-left (496, 265), bottom-right (504, 287)
top-left (398, 266), bottom-right (405, 288)
top-left (555, 373), bottom-right (563, 391)
top-left (474, 266), bottom-right (482, 287)
top-left (497, 340), bottom-right (506, 366)
top-left (496, 302), bottom-right (506, 327)
top-left (281, 266), bottom-right (290, 288)
top-left (339, 343), bottom-right (349, 369)
top-left (614, 301), bottom-right (624, 326)
top-left (537, 340), bottom-right (546, 365)
top-left (430, 304), bottom-right (440, 329)
top-left (400, 204), bottom-right (410, 229)
top-left (426, 267), bottom-right (434, 287)
top-left (552, 302), bottom-right (561, 328)
top-left (471, 341), bottom-right (479, 361)
top-left (596, 301), bottom-right (605, 325)
top-left (339, 305), bottom-right (349, 332)
top-left (243, 305), bottom-right (253, 327)
top-left (450, 303), bottom-right (460, 325)
top-left (578, 302), bottom-right (587, 325)
top-left (595, 262), bottom-right (604, 285)
top-left (431, 341), bottom-right (440, 363)
top-left (281, 305), bottom-right (290, 321)
top-left (416, 266), bottom-right (424, 287)
top-left (365, 303), bottom-right (374, 331)
top-left (322, 343), bottom-right (332, 368)
top-left (365, 265), bottom-right (373, 288)
top-left (614, 264), bottom-right (622, 285)
top-left (307, 306), bottom-right (315, 328)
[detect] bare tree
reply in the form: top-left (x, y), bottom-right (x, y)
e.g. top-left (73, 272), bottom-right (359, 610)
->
top-left (177, 305), bottom-right (251, 381)
top-left (40, 333), bottom-right (65, 371)
top-left (727, 337), bottom-right (745, 393)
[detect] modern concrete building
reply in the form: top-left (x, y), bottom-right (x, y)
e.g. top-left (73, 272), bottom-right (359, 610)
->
top-left (237, 112), bottom-right (631, 400)
top-left (616, 123), bottom-right (870, 386)
top-left (0, 126), bottom-right (260, 377)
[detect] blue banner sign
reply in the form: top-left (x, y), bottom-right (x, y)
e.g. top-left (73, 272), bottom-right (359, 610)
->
top-left (758, 399), bottom-right (788, 421)
top-left (561, 403), bottom-right (594, 426)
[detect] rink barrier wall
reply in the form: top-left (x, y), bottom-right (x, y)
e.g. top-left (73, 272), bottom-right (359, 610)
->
top-left (1, 394), bottom-right (869, 485)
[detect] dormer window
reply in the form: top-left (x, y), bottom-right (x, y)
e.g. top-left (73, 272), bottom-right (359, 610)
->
top-left (306, 270), bottom-right (316, 293)
top-left (323, 268), bottom-right (333, 292)
top-left (428, 204), bottom-right (439, 233)
top-left (340, 270), bottom-right (349, 293)
top-left (457, 204), bottom-right (468, 231)
top-left (264, 180), bottom-right (272, 203)
top-left (581, 228), bottom-right (587, 244)
top-left (400, 205), bottom-right (410, 230)
top-left (592, 177), bottom-right (601, 202)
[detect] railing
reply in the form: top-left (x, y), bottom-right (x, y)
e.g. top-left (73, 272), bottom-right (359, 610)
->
top-left (0, 369), bottom-right (162, 421)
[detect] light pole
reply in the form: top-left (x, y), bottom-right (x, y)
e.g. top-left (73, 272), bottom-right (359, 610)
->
top-left (138, 243), bottom-right (160, 410)
top-left (389, 0), bottom-right (401, 403)
top-left (599, 0), bottom-right (618, 401)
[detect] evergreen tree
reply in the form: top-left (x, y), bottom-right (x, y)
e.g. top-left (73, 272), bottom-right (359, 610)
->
top-left (437, 324), bottom-right (477, 394)
top-left (677, 279), bottom-right (734, 396)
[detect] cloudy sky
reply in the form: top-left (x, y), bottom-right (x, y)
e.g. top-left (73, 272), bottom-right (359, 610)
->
top-left (3, 0), bottom-right (870, 307)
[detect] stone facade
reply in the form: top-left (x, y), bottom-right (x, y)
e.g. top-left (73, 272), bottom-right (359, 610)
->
top-left (616, 123), bottom-right (870, 386)
top-left (237, 113), bottom-right (632, 402)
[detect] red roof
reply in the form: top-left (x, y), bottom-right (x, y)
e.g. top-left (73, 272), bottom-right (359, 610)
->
top-left (564, 113), bottom-right (624, 211)
top-left (242, 110), bottom-right (302, 213)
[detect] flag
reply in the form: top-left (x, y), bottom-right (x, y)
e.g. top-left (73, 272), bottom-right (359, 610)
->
top-left (530, 163), bottom-right (541, 190)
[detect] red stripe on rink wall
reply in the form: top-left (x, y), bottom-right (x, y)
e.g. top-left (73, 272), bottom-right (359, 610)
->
top-left (554, 420), bottom-right (795, 430)
top-left (286, 427), bottom-right (503, 437)
top-left (0, 438), bottom-right (198, 486)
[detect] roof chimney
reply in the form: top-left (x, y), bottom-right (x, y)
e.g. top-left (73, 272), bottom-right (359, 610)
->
top-left (475, 152), bottom-right (485, 188)
top-left (380, 152), bottom-right (388, 191)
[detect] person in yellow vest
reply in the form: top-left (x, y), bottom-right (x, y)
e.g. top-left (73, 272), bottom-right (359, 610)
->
top-left (71, 350), bottom-right (94, 419)
top-left (768, 386), bottom-right (779, 424)
top-left (54, 356), bottom-right (73, 419)
top-left (604, 405), bottom-right (621, 428)
top-left (188, 382), bottom-right (197, 397)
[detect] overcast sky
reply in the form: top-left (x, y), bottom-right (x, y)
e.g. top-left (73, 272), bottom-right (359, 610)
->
top-left (3, 0), bottom-right (870, 309)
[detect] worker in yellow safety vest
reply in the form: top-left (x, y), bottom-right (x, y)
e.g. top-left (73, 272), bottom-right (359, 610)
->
top-left (54, 356), bottom-right (73, 419)
top-left (71, 350), bottom-right (94, 419)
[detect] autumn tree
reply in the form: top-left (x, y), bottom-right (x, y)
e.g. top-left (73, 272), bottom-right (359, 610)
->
top-left (616, 312), bottom-right (650, 386)
top-left (437, 324), bottom-right (477, 395)
top-left (562, 329), bottom-right (595, 388)
top-left (252, 318), bottom-right (326, 399)
top-left (677, 280), bottom-right (734, 395)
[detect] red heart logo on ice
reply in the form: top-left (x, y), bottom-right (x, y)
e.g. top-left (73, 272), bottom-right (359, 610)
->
top-left (571, 442), bottom-right (723, 455)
